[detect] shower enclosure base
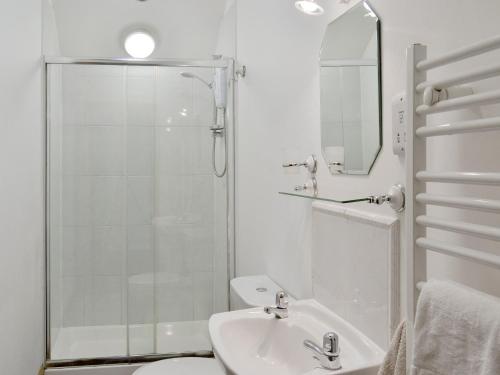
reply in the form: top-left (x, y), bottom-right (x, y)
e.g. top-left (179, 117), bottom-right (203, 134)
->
top-left (45, 364), bottom-right (142, 375)
top-left (51, 320), bottom-right (211, 360)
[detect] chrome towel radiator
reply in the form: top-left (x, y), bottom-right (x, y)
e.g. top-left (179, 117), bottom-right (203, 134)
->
top-left (405, 35), bottom-right (500, 371)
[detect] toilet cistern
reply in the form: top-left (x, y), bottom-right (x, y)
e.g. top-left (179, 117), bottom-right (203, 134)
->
top-left (304, 332), bottom-right (342, 371)
top-left (263, 291), bottom-right (289, 319)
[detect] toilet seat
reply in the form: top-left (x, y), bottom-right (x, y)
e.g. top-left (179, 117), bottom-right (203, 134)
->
top-left (133, 358), bottom-right (224, 375)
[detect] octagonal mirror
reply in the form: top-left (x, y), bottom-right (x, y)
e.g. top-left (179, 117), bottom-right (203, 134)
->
top-left (320, 1), bottom-right (381, 175)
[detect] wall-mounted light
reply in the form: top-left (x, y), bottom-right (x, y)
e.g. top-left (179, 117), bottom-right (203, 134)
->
top-left (124, 31), bottom-right (156, 58)
top-left (295, 0), bottom-right (324, 16)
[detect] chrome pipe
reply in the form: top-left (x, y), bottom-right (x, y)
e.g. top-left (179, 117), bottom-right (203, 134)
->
top-left (44, 56), bottom-right (230, 68)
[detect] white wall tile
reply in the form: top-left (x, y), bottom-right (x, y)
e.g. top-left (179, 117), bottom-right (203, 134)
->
top-left (127, 225), bottom-right (153, 251)
top-left (127, 249), bottom-right (154, 276)
top-left (62, 66), bottom-right (87, 126)
top-left (88, 126), bottom-right (125, 175)
top-left (84, 71), bottom-right (125, 126)
top-left (63, 276), bottom-right (87, 326)
top-left (312, 203), bottom-right (399, 350)
top-left (126, 68), bottom-right (155, 126)
top-left (184, 226), bottom-right (214, 272)
top-left (156, 226), bottom-right (187, 273)
top-left (87, 276), bottom-right (123, 325)
top-left (155, 276), bottom-right (193, 323)
top-left (156, 69), bottom-right (194, 126)
top-left (155, 126), bottom-right (212, 175)
top-left (127, 283), bottom-right (154, 324)
top-left (62, 226), bottom-right (91, 276)
top-left (62, 176), bottom-right (91, 226)
top-left (63, 125), bottom-right (90, 174)
top-left (127, 126), bottom-right (154, 176)
top-left (92, 226), bottom-right (125, 276)
top-left (127, 177), bottom-right (153, 225)
top-left (156, 175), bottom-right (214, 225)
top-left (92, 177), bottom-right (126, 226)
top-left (193, 79), bottom-right (215, 125)
top-left (193, 272), bottom-right (214, 320)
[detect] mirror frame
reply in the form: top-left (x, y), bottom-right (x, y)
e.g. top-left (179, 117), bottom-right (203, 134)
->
top-left (319, 0), bottom-right (382, 175)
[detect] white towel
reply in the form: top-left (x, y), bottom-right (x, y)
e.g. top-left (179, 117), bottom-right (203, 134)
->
top-left (412, 279), bottom-right (500, 375)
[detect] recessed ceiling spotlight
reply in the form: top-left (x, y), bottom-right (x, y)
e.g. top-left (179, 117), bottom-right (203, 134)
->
top-left (124, 31), bottom-right (156, 58)
top-left (295, 0), bottom-right (324, 16)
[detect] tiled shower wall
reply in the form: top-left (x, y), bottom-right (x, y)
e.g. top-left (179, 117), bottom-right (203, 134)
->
top-left (49, 64), bottom-right (228, 330)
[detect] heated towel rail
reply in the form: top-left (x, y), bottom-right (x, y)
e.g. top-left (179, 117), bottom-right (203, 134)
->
top-left (405, 35), bottom-right (500, 371)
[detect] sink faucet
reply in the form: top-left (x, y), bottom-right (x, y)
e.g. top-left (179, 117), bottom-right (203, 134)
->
top-left (304, 332), bottom-right (342, 371)
top-left (264, 291), bottom-right (288, 319)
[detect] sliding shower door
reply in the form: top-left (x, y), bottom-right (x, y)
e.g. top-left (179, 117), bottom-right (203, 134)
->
top-left (47, 62), bottom-right (232, 361)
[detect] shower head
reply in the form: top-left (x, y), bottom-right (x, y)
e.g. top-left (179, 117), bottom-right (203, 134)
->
top-left (180, 72), bottom-right (213, 89)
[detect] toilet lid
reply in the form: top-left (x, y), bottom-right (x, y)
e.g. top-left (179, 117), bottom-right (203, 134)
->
top-left (133, 358), bottom-right (224, 375)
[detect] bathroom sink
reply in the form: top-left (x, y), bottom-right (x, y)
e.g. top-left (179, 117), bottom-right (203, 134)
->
top-left (209, 299), bottom-right (384, 375)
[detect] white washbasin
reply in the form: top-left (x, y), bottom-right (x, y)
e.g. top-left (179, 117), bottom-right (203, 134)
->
top-left (209, 299), bottom-right (384, 375)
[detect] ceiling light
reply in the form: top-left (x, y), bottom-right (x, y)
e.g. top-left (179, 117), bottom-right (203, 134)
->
top-left (124, 31), bottom-right (155, 58)
top-left (295, 0), bottom-right (324, 16)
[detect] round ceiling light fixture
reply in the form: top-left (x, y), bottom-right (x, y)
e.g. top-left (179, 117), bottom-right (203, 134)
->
top-left (295, 0), bottom-right (324, 16)
top-left (124, 31), bottom-right (156, 58)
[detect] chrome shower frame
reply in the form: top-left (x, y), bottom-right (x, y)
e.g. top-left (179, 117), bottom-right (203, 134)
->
top-left (43, 56), bottom-right (236, 369)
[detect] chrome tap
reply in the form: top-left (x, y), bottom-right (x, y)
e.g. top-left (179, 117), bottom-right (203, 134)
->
top-left (304, 332), bottom-right (342, 371)
top-left (263, 291), bottom-right (289, 319)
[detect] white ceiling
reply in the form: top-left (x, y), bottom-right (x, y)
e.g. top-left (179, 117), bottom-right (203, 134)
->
top-left (51, 0), bottom-right (229, 58)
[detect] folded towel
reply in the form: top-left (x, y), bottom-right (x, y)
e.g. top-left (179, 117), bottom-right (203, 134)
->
top-left (412, 279), bottom-right (500, 375)
top-left (378, 320), bottom-right (406, 375)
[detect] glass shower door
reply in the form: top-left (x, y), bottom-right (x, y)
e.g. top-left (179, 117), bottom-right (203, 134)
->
top-left (126, 65), bottom-right (229, 356)
top-left (47, 61), bottom-right (230, 361)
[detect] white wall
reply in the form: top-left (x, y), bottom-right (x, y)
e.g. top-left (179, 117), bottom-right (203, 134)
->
top-left (235, 0), bottom-right (500, 307)
top-left (51, 0), bottom-right (227, 59)
top-left (0, 0), bottom-right (45, 374)
top-left (236, 0), bottom-right (324, 298)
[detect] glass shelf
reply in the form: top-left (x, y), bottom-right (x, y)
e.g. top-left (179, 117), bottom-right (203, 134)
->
top-left (278, 190), bottom-right (372, 204)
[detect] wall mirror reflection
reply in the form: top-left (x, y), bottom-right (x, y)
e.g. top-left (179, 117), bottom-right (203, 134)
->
top-left (320, 1), bottom-right (382, 175)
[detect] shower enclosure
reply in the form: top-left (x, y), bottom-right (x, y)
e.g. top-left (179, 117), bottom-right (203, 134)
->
top-left (45, 58), bottom-right (234, 365)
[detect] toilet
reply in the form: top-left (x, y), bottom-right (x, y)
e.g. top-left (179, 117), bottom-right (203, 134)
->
top-left (133, 275), bottom-right (291, 375)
